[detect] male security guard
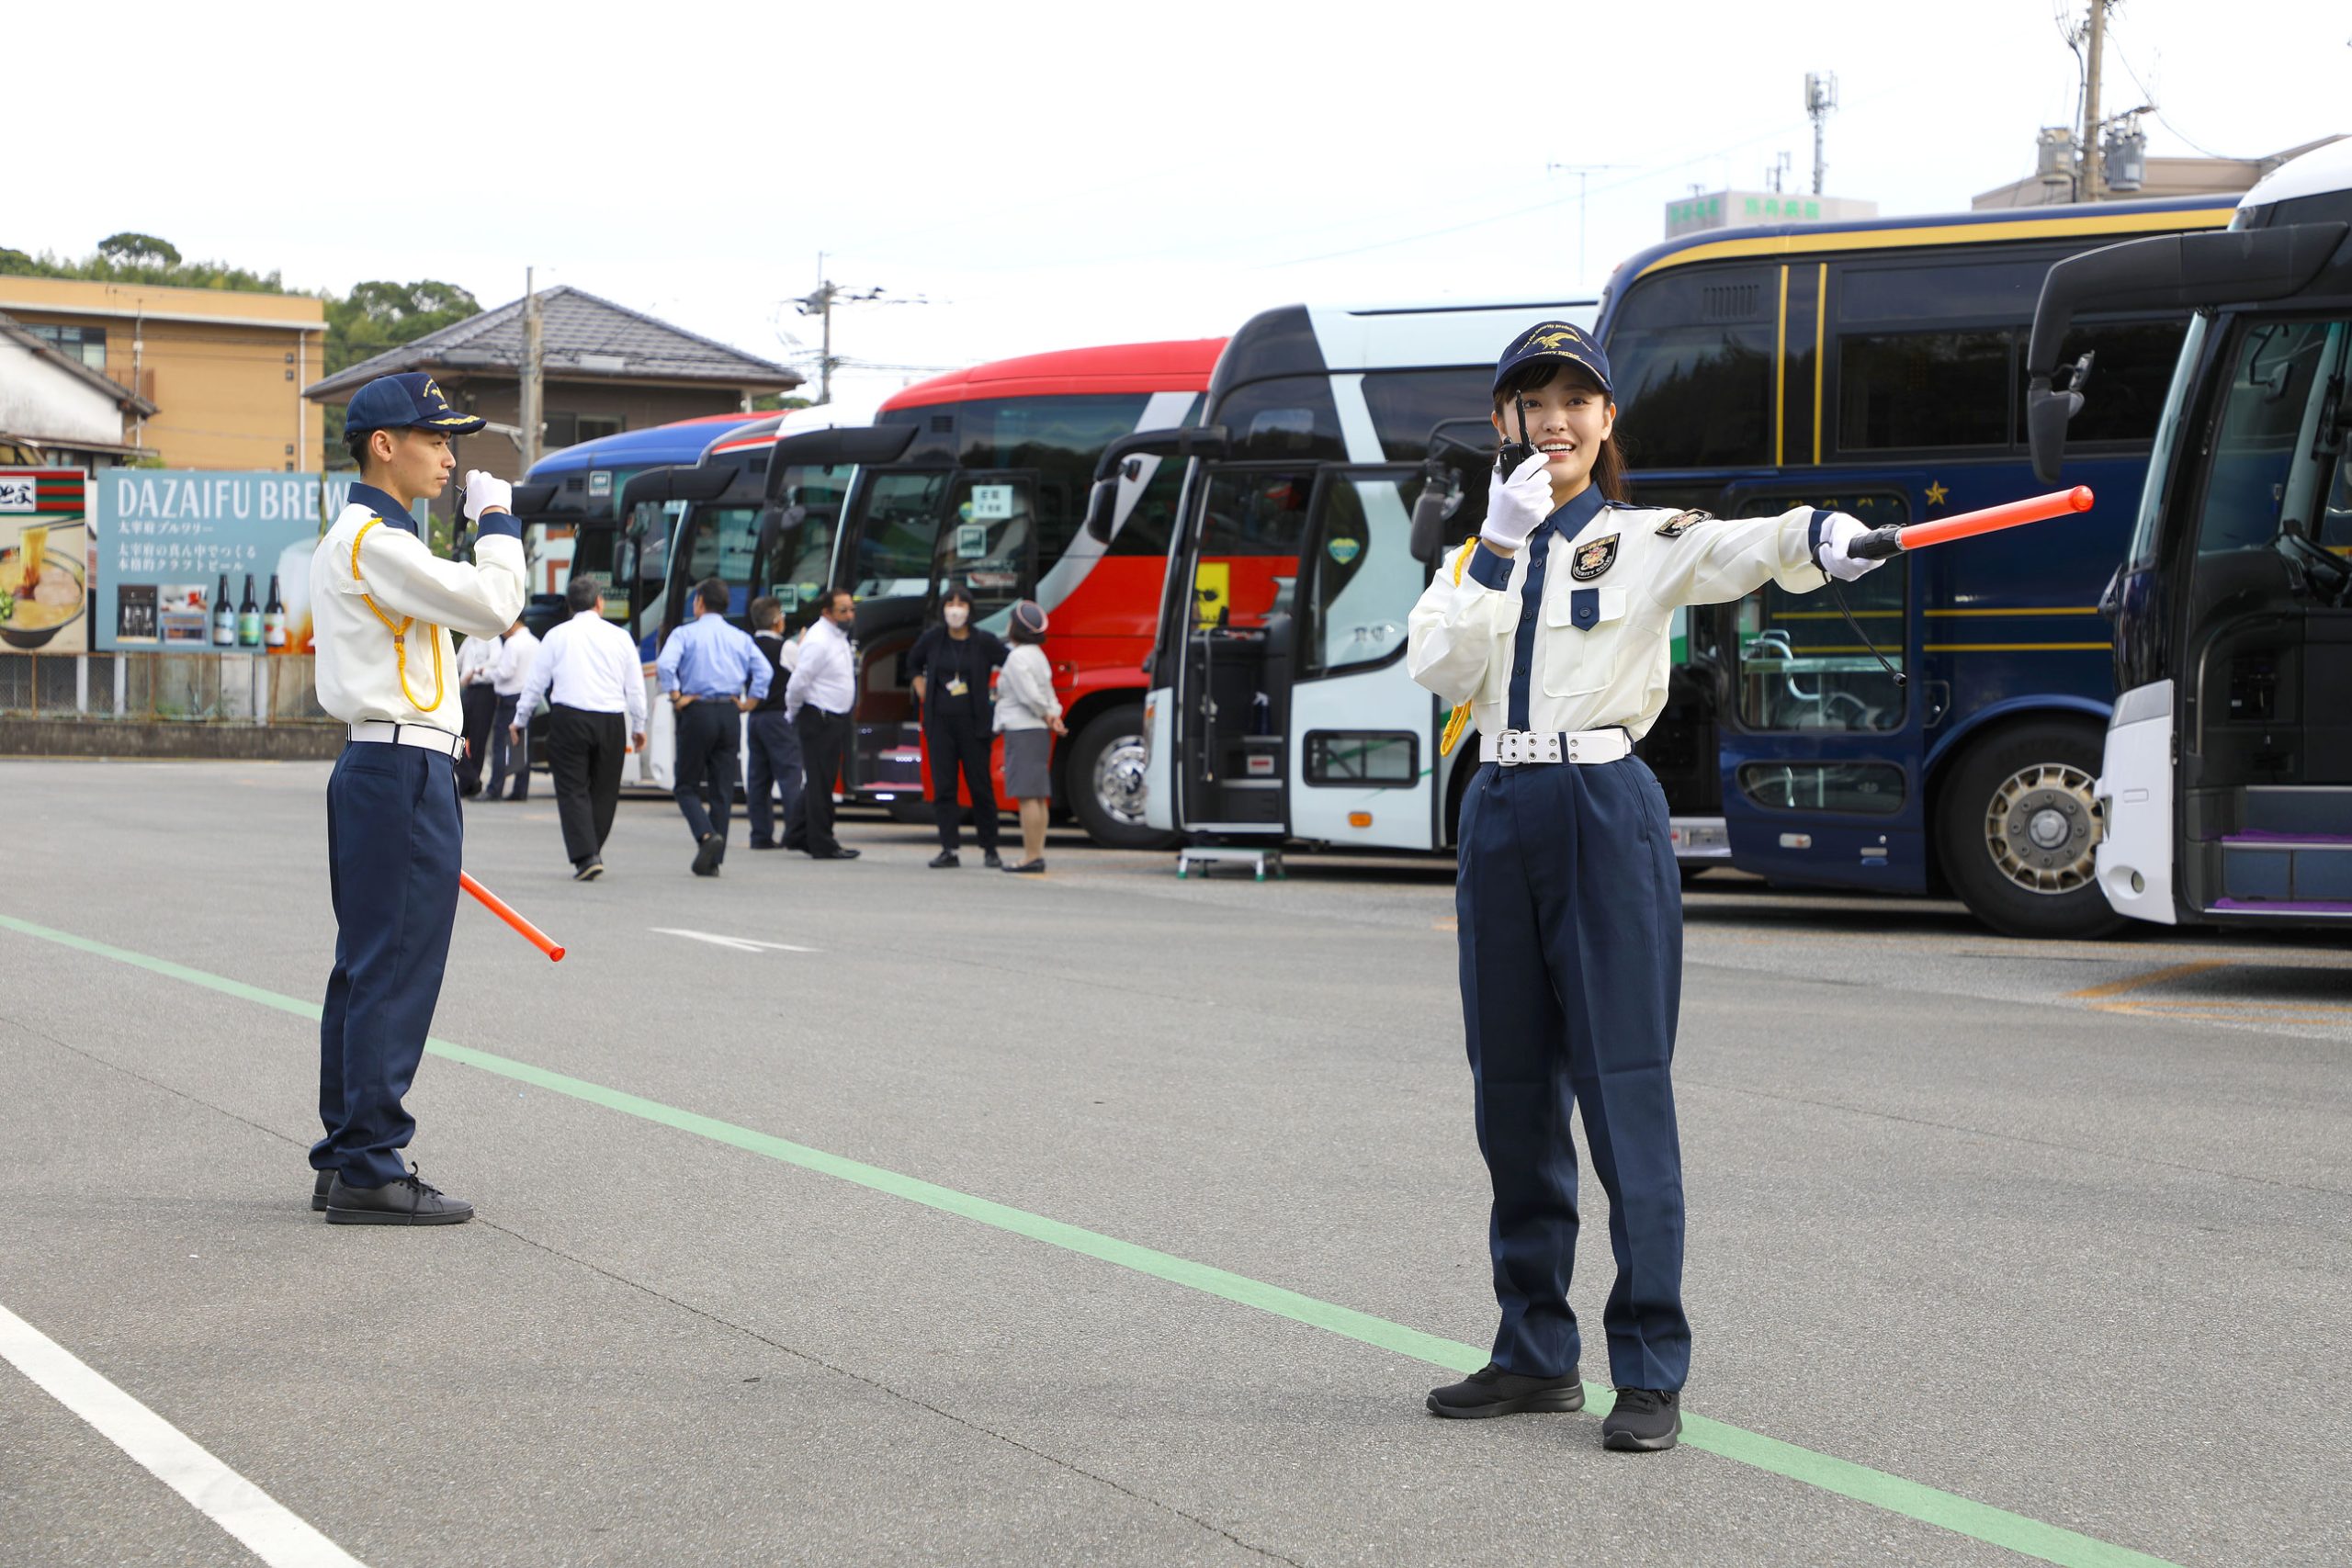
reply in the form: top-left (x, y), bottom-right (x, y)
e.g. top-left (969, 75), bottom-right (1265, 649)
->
top-left (310, 372), bottom-right (527, 1224)
top-left (1408, 323), bottom-right (1883, 1449)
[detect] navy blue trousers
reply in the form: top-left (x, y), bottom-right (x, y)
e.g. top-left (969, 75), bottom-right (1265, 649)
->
top-left (673, 700), bottom-right (738, 845)
top-left (1455, 755), bottom-right (1690, 1391)
top-left (745, 708), bottom-right (807, 850)
top-left (311, 742), bottom-right (461, 1190)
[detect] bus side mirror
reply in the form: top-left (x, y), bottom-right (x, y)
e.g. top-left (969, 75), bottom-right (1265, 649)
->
top-left (1082, 478), bottom-right (1121, 544)
top-left (1409, 465), bottom-right (1463, 563)
top-left (2027, 370), bottom-right (2086, 486)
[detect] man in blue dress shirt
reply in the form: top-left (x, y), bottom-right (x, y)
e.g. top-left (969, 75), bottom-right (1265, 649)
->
top-left (656, 576), bottom-right (770, 876)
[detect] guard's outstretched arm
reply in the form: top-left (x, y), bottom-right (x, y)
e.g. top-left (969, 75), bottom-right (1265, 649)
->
top-left (345, 519), bottom-right (526, 640)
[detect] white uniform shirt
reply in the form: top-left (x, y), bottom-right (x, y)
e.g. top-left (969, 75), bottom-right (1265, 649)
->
top-left (512, 609), bottom-right (650, 735)
top-left (1408, 498), bottom-right (1836, 742)
top-left (784, 615), bottom-right (854, 717)
top-left (311, 489), bottom-right (527, 731)
top-left (492, 625), bottom-right (540, 697)
top-left (456, 635), bottom-right (499, 687)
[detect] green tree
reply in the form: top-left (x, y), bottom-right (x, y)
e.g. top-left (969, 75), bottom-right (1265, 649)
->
top-left (96, 231), bottom-right (182, 268)
top-left (319, 279), bottom-right (484, 468)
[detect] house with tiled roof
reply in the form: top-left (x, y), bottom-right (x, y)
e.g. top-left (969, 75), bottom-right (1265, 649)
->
top-left (302, 286), bottom-right (801, 521)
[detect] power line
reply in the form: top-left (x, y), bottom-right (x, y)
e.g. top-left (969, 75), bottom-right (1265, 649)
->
top-left (2107, 26), bottom-right (2256, 162)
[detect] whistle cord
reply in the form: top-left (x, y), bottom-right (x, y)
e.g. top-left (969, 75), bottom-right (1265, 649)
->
top-left (1826, 575), bottom-right (1906, 687)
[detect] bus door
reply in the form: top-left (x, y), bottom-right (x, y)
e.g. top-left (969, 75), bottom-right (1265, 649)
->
top-left (1286, 465), bottom-right (1437, 848)
top-left (842, 466), bottom-right (955, 800)
top-left (1169, 465), bottom-right (1317, 835)
top-left (2165, 317), bottom-right (2352, 917)
top-left (1715, 486), bottom-right (1919, 891)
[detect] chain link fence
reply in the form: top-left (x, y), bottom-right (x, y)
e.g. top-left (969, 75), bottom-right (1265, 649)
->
top-left (0, 652), bottom-right (332, 724)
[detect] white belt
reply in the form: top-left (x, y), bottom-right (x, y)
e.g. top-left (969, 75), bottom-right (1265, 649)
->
top-left (348, 720), bottom-right (462, 757)
top-left (1479, 728), bottom-right (1631, 766)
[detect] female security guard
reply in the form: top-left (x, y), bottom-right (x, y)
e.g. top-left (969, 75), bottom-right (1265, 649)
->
top-left (1408, 322), bottom-right (1883, 1450)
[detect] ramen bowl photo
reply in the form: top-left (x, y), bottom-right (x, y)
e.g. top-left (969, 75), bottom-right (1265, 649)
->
top-left (0, 547), bottom-right (88, 649)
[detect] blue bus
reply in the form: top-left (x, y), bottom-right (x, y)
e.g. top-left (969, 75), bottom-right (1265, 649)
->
top-left (1596, 196), bottom-right (2235, 937)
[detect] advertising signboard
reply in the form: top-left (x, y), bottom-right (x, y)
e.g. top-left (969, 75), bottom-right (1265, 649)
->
top-left (0, 469), bottom-right (96, 655)
top-left (94, 470), bottom-right (420, 654)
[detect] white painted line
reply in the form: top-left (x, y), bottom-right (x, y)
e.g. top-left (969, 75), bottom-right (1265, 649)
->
top-left (0, 1300), bottom-right (365, 1566)
top-left (650, 927), bottom-right (820, 954)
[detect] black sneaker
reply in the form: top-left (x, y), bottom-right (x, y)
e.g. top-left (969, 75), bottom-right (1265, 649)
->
top-left (323, 1166), bottom-right (473, 1226)
top-left (311, 1168), bottom-right (334, 1212)
top-left (1601, 1387), bottom-right (1681, 1451)
top-left (1426, 1363), bottom-right (1584, 1418)
top-left (982, 851), bottom-right (1003, 869)
top-left (573, 861), bottom-right (605, 882)
top-left (692, 834), bottom-right (724, 876)
top-left (929, 851), bottom-right (961, 869)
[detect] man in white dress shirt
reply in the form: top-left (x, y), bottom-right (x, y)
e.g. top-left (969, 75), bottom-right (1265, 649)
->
top-left (511, 577), bottom-right (650, 880)
top-left (454, 631), bottom-right (499, 796)
top-left (309, 372), bottom-right (527, 1226)
top-left (483, 618), bottom-right (541, 802)
top-left (783, 586), bottom-right (860, 861)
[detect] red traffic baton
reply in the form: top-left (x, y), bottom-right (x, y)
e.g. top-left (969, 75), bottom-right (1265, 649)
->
top-left (1849, 485), bottom-right (2095, 560)
top-left (459, 872), bottom-right (565, 963)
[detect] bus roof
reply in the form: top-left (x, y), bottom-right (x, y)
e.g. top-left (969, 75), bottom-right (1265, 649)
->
top-left (524, 412), bottom-right (772, 480)
top-left (1608, 193), bottom-right (2238, 287)
top-left (879, 339), bottom-right (1225, 411)
top-left (708, 400), bottom-right (877, 458)
top-left (2243, 136), bottom-right (2352, 210)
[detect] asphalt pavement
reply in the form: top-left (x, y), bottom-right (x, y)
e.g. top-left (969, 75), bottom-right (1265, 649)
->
top-left (1, 758), bottom-right (2346, 1568)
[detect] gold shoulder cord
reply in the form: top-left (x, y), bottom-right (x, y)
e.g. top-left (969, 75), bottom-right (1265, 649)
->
top-left (1438, 538), bottom-right (1479, 759)
top-left (350, 519), bottom-right (446, 714)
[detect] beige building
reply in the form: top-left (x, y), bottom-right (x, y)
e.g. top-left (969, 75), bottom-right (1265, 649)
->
top-left (1973, 134), bottom-right (2346, 209)
top-left (0, 276), bottom-right (325, 470)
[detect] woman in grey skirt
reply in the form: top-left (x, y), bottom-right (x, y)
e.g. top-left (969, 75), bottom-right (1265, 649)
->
top-left (994, 599), bottom-right (1065, 874)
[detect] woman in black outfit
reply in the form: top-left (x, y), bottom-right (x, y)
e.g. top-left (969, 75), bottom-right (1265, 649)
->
top-left (909, 588), bottom-right (1010, 868)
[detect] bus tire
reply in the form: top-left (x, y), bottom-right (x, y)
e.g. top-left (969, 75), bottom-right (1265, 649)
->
top-left (1068, 705), bottom-right (1177, 850)
top-left (1934, 717), bottom-right (2127, 941)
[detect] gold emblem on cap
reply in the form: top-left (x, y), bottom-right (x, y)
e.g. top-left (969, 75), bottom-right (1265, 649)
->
top-left (422, 377), bottom-right (447, 405)
top-left (1528, 328), bottom-right (1580, 350)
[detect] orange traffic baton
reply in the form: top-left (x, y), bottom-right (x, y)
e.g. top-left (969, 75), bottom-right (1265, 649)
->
top-left (458, 872), bottom-right (565, 963)
top-left (1850, 486), bottom-right (2095, 559)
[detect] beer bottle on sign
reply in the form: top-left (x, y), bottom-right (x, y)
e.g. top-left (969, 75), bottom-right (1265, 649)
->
top-left (237, 574), bottom-right (262, 649)
top-left (263, 574), bottom-right (287, 649)
top-left (211, 573), bottom-right (236, 646)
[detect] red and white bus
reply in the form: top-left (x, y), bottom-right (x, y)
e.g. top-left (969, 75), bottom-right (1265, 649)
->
top-left (752, 340), bottom-right (1223, 844)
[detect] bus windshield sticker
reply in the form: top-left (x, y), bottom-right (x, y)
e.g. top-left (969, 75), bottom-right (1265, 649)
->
top-left (956, 524), bottom-right (989, 558)
top-left (969, 484), bottom-right (1015, 523)
top-left (1328, 536), bottom-right (1363, 565)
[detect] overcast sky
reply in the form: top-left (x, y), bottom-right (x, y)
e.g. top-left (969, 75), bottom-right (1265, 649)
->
top-left (17, 1), bottom-right (2346, 412)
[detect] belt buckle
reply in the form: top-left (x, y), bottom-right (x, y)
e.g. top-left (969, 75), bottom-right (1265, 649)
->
top-left (1498, 729), bottom-right (1560, 766)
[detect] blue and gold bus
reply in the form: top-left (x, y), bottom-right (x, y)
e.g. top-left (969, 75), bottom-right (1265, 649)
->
top-left (1598, 195), bottom-right (2235, 937)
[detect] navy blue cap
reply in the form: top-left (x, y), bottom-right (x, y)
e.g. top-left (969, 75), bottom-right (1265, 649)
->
top-left (344, 372), bottom-right (486, 436)
top-left (1492, 321), bottom-right (1611, 399)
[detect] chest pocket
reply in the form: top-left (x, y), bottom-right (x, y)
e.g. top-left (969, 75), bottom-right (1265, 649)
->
top-left (1541, 584), bottom-right (1630, 698)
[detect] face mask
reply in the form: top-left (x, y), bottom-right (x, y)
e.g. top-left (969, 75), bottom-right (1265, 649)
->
top-left (944, 605), bottom-right (969, 628)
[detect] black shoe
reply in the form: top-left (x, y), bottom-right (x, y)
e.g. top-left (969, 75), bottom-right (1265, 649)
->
top-left (311, 1168), bottom-right (334, 1212)
top-left (323, 1166), bottom-right (473, 1226)
top-left (573, 860), bottom-right (605, 882)
top-left (693, 834), bottom-right (724, 876)
top-left (507, 793), bottom-right (527, 803)
top-left (808, 847), bottom-right (861, 860)
top-left (1426, 1363), bottom-right (1584, 1419)
top-left (929, 851), bottom-right (960, 869)
top-left (1601, 1387), bottom-right (1681, 1451)
top-left (1004, 858), bottom-right (1046, 874)
top-left (748, 840), bottom-right (780, 851)
top-left (783, 837), bottom-right (807, 852)
top-left (982, 851), bottom-right (1003, 869)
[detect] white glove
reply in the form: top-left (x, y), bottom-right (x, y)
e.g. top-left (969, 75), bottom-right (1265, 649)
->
top-left (463, 469), bottom-right (513, 523)
top-left (1815, 515), bottom-right (1885, 582)
top-left (1479, 452), bottom-right (1554, 551)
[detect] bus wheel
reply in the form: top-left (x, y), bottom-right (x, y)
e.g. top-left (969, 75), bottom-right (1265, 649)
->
top-left (1069, 705), bottom-right (1177, 850)
top-left (1935, 718), bottom-right (2127, 940)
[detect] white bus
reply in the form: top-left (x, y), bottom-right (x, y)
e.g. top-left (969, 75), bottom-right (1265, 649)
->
top-left (2029, 139), bottom-right (2352, 927)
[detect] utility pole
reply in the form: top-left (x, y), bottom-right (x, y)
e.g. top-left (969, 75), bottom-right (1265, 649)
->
top-left (519, 265), bottom-right (544, 473)
top-left (1804, 72), bottom-right (1838, 197)
top-left (1545, 164), bottom-right (1629, 286)
top-left (2081, 0), bottom-right (2109, 202)
top-left (793, 254), bottom-right (921, 405)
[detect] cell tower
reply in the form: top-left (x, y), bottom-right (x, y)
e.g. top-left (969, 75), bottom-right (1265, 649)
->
top-left (1805, 72), bottom-right (1839, 197)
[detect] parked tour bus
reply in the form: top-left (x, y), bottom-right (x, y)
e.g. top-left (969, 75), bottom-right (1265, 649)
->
top-left (1130, 300), bottom-right (1595, 854)
top-left (672, 343), bottom-right (1223, 842)
top-left (1590, 195), bottom-right (2237, 937)
top-left (2027, 141), bottom-right (2352, 928)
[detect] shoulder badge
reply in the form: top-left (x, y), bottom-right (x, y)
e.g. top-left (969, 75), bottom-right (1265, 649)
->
top-left (1656, 509), bottom-right (1715, 539)
top-left (1569, 534), bottom-right (1620, 581)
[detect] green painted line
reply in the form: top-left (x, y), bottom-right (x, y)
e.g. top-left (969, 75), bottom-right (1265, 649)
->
top-left (1, 911), bottom-right (2180, 1568)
